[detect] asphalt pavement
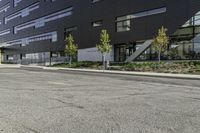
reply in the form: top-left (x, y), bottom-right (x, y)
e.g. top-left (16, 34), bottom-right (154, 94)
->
top-left (0, 68), bottom-right (200, 133)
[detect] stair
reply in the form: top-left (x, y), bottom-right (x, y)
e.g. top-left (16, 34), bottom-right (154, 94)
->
top-left (126, 40), bottom-right (153, 62)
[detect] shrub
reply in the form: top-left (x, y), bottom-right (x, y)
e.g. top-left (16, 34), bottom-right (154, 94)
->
top-left (52, 61), bottom-right (200, 74)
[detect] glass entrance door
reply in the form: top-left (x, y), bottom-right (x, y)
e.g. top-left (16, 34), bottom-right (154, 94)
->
top-left (114, 42), bottom-right (136, 62)
top-left (115, 45), bottom-right (126, 62)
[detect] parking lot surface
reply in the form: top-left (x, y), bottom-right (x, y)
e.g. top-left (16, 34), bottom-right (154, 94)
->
top-left (0, 68), bottom-right (200, 133)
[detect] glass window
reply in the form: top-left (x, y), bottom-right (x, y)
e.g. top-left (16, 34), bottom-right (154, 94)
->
top-left (14, 7), bottom-right (73, 34)
top-left (64, 26), bottom-right (77, 37)
top-left (0, 3), bottom-right (10, 13)
top-left (116, 18), bottom-right (131, 32)
top-left (92, 20), bottom-right (102, 27)
top-left (91, 0), bottom-right (101, 3)
top-left (0, 29), bottom-right (10, 36)
top-left (1, 31), bottom-right (57, 47)
top-left (116, 7), bottom-right (166, 32)
top-left (14, 0), bottom-right (22, 7)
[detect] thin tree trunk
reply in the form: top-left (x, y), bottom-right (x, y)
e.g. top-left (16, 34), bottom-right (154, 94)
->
top-left (49, 51), bottom-right (52, 66)
top-left (69, 56), bottom-right (72, 67)
top-left (158, 51), bottom-right (161, 63)
top-left (102, 54), bottom-right (106, 70)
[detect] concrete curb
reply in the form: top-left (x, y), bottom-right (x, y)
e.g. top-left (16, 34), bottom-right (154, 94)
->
top-left (0, 64), bottom-right (21, 68)
top-left (19, 65), bottom-right (200, 80)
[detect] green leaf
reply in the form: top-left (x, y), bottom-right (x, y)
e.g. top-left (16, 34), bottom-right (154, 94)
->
top-left (64, 34), bottom-right (78, 57)
top-left (96, 29), bottom-right (112, 54)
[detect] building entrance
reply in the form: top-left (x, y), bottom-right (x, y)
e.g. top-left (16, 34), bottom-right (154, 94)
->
top-left (114, 42), bottom-right (136, 62)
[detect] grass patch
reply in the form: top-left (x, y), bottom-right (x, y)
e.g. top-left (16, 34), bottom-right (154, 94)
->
top-left (52, 61), bottom-right (101, 69)
top-left (52, 61), bottom-right (200, 74)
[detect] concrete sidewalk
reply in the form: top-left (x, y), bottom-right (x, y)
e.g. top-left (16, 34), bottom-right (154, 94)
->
top-left (0, 64), bottom-right (199, 80)
top-left (0, 64), bottom-right (21, 68)
top-left (18, 64), bottom-right (200, 80)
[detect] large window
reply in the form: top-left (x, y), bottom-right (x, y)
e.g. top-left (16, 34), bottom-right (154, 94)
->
top-left (2, 31), bottom-right (57, 47)
top-left (114, 42), bottom-right (136, 62)
top-left (64, 26), bottom-right (77, 37)
top-left (14, 7), bottom-right (73, 34)
top-left (116, 7), bottom-right (166, 32)
top-left (45, 0), bottom-right (57, 2)
top-left (5, 2), bottom-right (39, 24)
top-left (0, 3), bottom-right (10, 13)
top-left (0, 29), bottom-right (10, 37)
top-left (116, 16), bottom-right (131, 32)
top-left (92, 20), bottom-right (103, 27)
top-left (91, 0), bottom-right (101, 3)
top-left (14, 0), bottom-right (22, 7)
top-left (169, 11), bottom-right (200, 60)
top-left (6, 55), bottom-right (14, 61)
top-left (182, 11), bottom-right (200, 27)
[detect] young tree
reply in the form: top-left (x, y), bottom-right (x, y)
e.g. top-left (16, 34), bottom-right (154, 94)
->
top-left (153, 26), bottom-right (169, 62)
top-left (64, 34), bottom-right (78, 67)
top-left (96, 29), bottom-right (112, 69)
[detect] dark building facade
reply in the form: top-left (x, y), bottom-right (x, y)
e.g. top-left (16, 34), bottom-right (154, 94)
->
top-left (0, 0), bottom-right (200, 64)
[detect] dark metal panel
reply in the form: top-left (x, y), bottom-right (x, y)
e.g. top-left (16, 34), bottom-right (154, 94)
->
top-left (0, 0), bottom-right (200, 55)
